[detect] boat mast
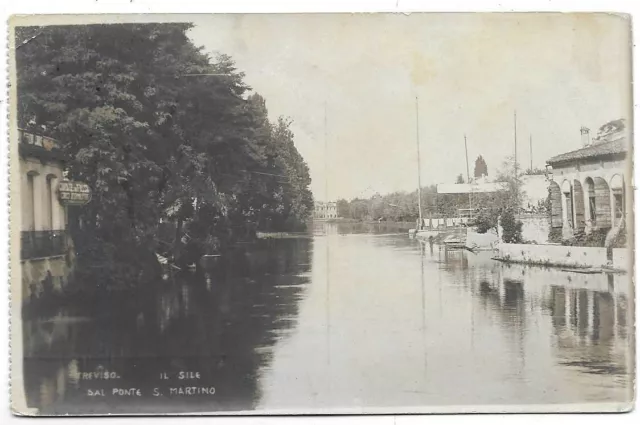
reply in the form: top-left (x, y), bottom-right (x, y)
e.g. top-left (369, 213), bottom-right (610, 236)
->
top-left (416, 96), bottom-right (423, 227)
top-left (324, 102), bottom-right (328, 203)
top-left (514, 110), bottom-right (519, 209)
top-left (464, 134), bottom-right (471, 218)
top-left (464, 134), bottom-right (470, 183)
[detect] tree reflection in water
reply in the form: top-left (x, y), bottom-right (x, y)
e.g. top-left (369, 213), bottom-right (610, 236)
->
top-left (21, 225), bottom-right (633, 413)
top-left (22, 238), bottom-right (313, 415)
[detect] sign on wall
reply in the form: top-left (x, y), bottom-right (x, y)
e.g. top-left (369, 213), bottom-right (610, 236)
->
top-left (57, 181), bottom-right (92, 206)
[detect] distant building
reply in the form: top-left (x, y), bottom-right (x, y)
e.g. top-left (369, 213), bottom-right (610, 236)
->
top-left (546, 128), bottom-right (628, 240)
top-left (18, 129), bottom-right (73, 303)
top-left (314, 201), bottom-right (338, 219)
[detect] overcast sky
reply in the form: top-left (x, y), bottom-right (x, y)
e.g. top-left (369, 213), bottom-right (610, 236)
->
top-left (188, 13), bottom-right (631, 202)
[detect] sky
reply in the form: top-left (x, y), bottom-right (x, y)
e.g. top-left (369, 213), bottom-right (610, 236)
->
top-left (187, 13), bottom-right (631, 202)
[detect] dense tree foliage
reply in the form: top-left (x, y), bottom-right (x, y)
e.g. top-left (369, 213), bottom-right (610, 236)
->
top-left (336, 187), bottom-right (437, 222)
top-left (473, 155), bottom-right (488, 178)
top-left (472, 156), bottom-right (525, 236)
top-left (499, 208), bottom-right (524, 243)
top-left (336, 199), bottom-right (350, 218)
top-left (523, 167), bottom-right (547, 175)
top-left (333, 155), bottom-right (531, 241)
top-left (16, 24), bottom-right (313, 288)
top-left (593, 118), bottom-right (626, 142)
top-left (334, 152), bottom-right (535, 234)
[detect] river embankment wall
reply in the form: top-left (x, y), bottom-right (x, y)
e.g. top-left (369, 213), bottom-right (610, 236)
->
top-left (495, 243), bottom-right (630, 272)
top-left (466, 229), bottom-right (500, 250)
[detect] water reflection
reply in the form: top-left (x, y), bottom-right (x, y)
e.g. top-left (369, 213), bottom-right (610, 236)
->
top-left (22, 222), bottom-right (633, 414)
top-left (23, 238), bottom-right (313, 414)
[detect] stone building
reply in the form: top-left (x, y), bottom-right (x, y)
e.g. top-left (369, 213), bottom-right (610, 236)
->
top-left (314, 201), bottom-right (338, 219)
top-left (19, 129), bottom-right (73, 303)
top-left (546, 128), bottom-right (628, 240)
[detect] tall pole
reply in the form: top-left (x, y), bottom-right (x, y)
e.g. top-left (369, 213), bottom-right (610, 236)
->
top-left (513, 110), bottom-right (517, 176)
top-left (323, 103), bottom-right (331, 369)
top-left (464, 134), bottom-right (470, 183)
top-left (514, 110), bottom-right (518, 209)
top-left (464, 134), bottom-right (471, 215)
top-left (324, 102), bottom-right (328, 203)
top-left (416, 96), bottom-right (423, 227)
top-left (529, 134), bottom-right (533, 171)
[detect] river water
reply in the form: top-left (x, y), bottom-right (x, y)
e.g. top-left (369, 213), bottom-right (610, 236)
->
top-left (21, 222), bottom-right (634, 414)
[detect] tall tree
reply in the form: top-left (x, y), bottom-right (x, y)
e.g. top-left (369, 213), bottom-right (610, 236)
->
top-left (336, 199), bottom-right (350, 218)
top-left (474, 155), bottom-right (488, 178)
top-left (593, 118), bottom-right (626, 143)
top-left (15, 23), bottom-right (313, 287)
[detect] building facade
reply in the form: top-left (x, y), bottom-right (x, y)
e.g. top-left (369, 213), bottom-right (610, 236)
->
top-left (314, 201), bottom-right (338, 219)
top-left (19, 129), bottom-right (73, 303)
top-left (546, 130), bottom-right (628, 241)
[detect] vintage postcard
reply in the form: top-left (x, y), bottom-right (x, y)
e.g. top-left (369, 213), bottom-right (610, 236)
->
top-left (8, 13), bottom-right (635, 415)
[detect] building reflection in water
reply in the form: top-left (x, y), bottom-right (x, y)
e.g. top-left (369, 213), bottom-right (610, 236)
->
top-left (549, 283), bottom-right (629, 376)
top-left (22, 225), bottom-right (632, 412)
top-left (435, 246), bottom-right (631, 383)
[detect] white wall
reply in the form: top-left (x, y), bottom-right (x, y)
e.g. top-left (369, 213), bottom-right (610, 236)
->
top-left (498, 259), bottom-right (631, 296)
top-left (497, 243), bottom-right (629, 272)
top-left (466, 228), bottom-right (499, 249)
top-left (519, 215), bottom-right (550, 244)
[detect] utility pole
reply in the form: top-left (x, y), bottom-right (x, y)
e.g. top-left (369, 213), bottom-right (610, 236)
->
top-left (416, 96), bottom-right (423, 227)
top-left (529, 134), bottom-right (533, 171)
top-left (513, 110), bottom-right (519, 209)
top-left (324, 102), bottom-right (328, 204)
top-left (464, 134), bottom-right (470, 183)
top-left (464, 134), bottom-right (471, 215)
top-left (513, 110), bottom-right (517, 177)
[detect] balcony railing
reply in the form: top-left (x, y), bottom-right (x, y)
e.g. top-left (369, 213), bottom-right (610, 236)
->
top-left (18, 129), bottom-right (62, 150)
top-left (18, 129), bottom-right (66, 162)
top-left (21, 231), bottom-right (67, 260)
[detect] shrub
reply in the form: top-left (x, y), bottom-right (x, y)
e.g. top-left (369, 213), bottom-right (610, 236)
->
top-left (548, 228), bottom-right (562, 244)
top-left (612, 226), bottom-right (627, 248)
top-left (474, 209), bottom-right (499, 234)
top-left (562, 228), bottom-right (608, 247)
top-left (501, 208), bottom-right (523, 243)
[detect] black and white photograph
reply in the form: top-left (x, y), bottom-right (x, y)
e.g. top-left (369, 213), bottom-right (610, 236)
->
top-left (7, 13), bottom-right (635, 416)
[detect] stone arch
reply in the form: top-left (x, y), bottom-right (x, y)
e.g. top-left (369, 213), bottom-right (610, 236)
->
top-left (610, 174), bottom-right (624, 190)
top-left (548, 180), bottom-right (562, 229)
top-left (572, 179), bottom-right (585, 231)
top-left (593, 176), bottom-right (612, 229)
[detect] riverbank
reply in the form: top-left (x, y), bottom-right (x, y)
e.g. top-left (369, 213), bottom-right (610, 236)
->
top-left (313, 218), bottom-right (415, 225)
top-left (256, 232), bottom-right (312, 239)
